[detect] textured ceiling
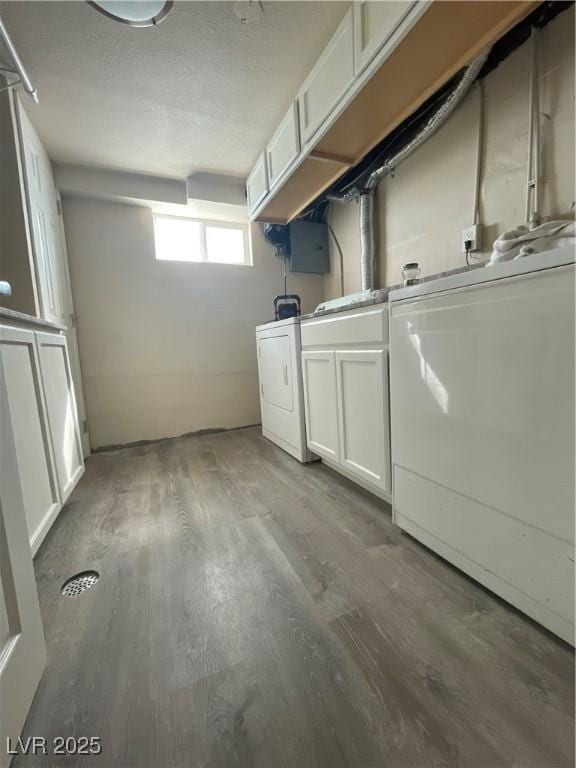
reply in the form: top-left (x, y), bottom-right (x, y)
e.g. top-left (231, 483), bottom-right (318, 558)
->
top-left (0, 0), bottom-right (348, 178)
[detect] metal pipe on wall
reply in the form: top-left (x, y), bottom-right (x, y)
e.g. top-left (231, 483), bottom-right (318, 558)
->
top-left (359, 191), bottom-right (376, 291)
top-left (330, 50), bottom-right (489, 293)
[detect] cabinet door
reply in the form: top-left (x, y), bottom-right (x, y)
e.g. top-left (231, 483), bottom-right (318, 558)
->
top-left (0, 365), bottom-right (47, 761)
top-left (35, 332), bottom-right (84, 503)
top-left (301, 351), bottom-right (339, 461)
top-left (17, 103), bottom-right (67, 326)
top-left (298, 8), bottom-right (355, 145)
top-left (336, 350), bottom-right (390, 492)
top-left (0, 325), bottom-right (60, 555)
top-left (266, 102), bottom-right (300, 190)
top-left (354, 1), bottom-right (415, 74)
top-left (246, 153), bottom-right (269, 213)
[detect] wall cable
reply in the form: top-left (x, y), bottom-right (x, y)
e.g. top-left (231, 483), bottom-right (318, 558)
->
top-left (327, 203), bottom-right (345, 297)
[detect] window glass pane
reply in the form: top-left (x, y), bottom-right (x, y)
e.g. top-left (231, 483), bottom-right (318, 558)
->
top-left (154, 217), bottom-right (202, 262)
top-left (205, 226), bottom-right (246, 264)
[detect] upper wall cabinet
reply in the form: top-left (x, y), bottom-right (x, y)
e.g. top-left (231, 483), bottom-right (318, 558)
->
top-left (17, 106), bottom-right (68, 327)
top-left (246, 152), bottom-right (268, 214)
top-left (266, 103), bottom-right (300, 191)
top-left (247, 0), bottom-right (538, 223)
top-left (354, 1), bottom-right (416, 75)
top-left (298, 8), bottom-right (355, 146)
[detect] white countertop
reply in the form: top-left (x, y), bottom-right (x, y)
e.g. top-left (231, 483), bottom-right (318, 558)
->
top-left (0, 307), bottom-right (66, 331)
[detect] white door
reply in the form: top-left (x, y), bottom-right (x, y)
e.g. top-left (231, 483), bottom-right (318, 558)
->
top-left (0, 325), bottom-right (60, 555)
top-left (17, 104), bottom-right (66, 326)
top-left (336, 350), bottom-right (390, 492)
top-left (246, 153), bottom-right (269, 214)
top-left (259, 335), bottom-right (294, 412)
top-left (298, 8), bottom-right (355, 144)
top-left (266, 102), bottom-right (300, 190)
top-left (35, 332), bottom-right (84, 503)
top-left (0, 356), bottom-right (47, 766)
top-left (353, 1), bottom-right (415, 74)
top-left (301, 351), bottom-right (339, 461)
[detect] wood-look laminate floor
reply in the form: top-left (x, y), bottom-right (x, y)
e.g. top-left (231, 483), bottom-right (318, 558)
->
top-left (17, 427), bottom-right (574, 768)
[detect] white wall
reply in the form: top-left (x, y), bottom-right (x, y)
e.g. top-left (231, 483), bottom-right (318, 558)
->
top-left (324, 8), bottom-right (575, 297)
top-left (63, 198), bottom-right (324, 448)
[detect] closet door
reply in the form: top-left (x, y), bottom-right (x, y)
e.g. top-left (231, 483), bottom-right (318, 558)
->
top-left (35, 331), bottom-right (84, 503)
top-left (0, 325), bottom-right (60, 555)
top-left (301, 351), bottom-right (339, 461)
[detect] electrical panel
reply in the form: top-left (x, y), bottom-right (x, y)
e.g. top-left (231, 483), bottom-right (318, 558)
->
top-left (262, 220), bottom-right (330, 274)
top-left (289, 221), bottom-right (330, 274)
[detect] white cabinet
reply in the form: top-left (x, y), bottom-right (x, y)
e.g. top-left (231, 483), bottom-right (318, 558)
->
top-left (301, 351), bottom-right (339, 461)
top-left (336, 350), bottom-right (390, 492)
top-left (17, 105), bottom-right (67, 326)
top-left (266, 102), bottom-right (300, 190)
top-left (35, 331), bottom-right (84, 503)
top-left (246, 152), bottom-right (269, 214)
top-left (0, 325), bottom-right (60, 555)
top-left (301, 305), bottom-right (391, 499)
top-left (16, 99), bottom-right (90, 456)
top-left (353, 1), bottom-right (416, 74)
top-left (298, 8), bottom-right (355, 145)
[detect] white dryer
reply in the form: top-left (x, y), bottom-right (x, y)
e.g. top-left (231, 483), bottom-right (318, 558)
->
top-left (256, 317), bottom-right (315, 463)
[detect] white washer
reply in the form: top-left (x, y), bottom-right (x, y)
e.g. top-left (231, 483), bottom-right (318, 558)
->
top-left (389, 245), bottom-right (575, 644)
top-left (256, 316), bottom-right (315, 463)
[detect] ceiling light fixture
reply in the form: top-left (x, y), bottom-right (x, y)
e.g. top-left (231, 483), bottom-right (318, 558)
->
top-left (87, 1), bottom-right (173, 27)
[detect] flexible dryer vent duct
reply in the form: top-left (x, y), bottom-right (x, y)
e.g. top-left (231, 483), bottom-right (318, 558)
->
top-left (350, 50), bottom-right (489, 292)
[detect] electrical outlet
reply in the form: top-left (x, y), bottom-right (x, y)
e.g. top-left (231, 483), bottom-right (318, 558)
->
top-left (462, 224), bottom-right (481, 253)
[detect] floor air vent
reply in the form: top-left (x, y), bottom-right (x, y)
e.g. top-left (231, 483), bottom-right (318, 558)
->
top-left (61, 570), bottom-right (99, 597)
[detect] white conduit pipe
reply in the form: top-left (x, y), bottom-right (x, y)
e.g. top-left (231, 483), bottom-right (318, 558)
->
top-left (525, 26), bottom-right (541, 228)
top-left (334, 50), bottom-right (490, 292)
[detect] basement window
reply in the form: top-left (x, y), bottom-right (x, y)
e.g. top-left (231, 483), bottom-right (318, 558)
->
top-left (154, 215), bottom-right (249, 265)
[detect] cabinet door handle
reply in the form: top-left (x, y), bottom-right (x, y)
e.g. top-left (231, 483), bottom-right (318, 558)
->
top-left (283, 364), bottom-right (288, 385)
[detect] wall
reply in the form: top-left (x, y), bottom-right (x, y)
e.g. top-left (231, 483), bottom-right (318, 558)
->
top-left (0, 89), bottom-right (38, 316)
top-left (62, 197), bottom-right (324, 449)
top-left (324, 7), bottom-right (575, 297)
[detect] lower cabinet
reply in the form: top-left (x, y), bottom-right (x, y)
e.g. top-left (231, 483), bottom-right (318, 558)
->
top-left (0, 323), bottom-right (84, 554)
top-left (301, 305), bottom-right (391, 500)
top-left (301, 351), bottom-right (339, 461)
top-left (0, 326), bottom-right (60, 554)
top-left (335, 350), bottom-right (390, 493)
top-left (35, 332), bottom-right (84, 503)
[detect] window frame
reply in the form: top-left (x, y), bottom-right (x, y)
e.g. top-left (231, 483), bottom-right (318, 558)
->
top-left (153, 213), bottom-right (251, 266)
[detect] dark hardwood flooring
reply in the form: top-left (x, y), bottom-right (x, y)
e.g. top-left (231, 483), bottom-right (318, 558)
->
top-left (17, 427), bottom-right (574, 767)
